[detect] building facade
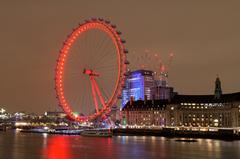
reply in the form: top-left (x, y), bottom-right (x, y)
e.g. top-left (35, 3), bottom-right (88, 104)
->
top-left (122, 77), bottom-right (240, 128)
top-left (122, 100), bottom-right (168, 127)
top-left (169, 93), bottom-right (240, 127)
top-left (122, 70), bottom-right (155, 108)
top-left (151, 85), bottom-right (174, 101)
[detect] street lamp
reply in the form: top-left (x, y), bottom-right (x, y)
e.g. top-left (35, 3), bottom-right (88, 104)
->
top-left (0, 108), bottom-right (6, 114)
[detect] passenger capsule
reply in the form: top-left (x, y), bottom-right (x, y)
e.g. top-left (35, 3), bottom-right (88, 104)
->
top-left (124, 49), bottom-right (129, 53)
top-left (124, 60), bottom-right (130, 65)
top-left (121, 39), bottom-right (126, 43)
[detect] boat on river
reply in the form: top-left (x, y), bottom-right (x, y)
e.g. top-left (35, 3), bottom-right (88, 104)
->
top-left (81, 129), bottom-right (112, 137)
top-left (175, 139), bottom-right (198, 142)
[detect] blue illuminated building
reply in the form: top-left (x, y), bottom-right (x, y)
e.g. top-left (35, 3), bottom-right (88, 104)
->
top-left (122, 70), bottom-right (154, 108)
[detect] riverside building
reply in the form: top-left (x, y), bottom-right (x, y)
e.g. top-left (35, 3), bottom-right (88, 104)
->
top-left (122, 70), bottom-right (155, 108)
top-left (122, 77), bottom-right (240, 128)
top-left (121, 69), bottom-right (175, 108)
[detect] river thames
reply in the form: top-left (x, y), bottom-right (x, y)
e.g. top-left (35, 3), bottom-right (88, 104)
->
top-left (0, 131), bottom-right (240, 159)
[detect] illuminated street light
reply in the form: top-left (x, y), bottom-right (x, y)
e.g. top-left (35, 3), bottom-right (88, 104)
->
top-left (0, 108), bottom-right (6, 114)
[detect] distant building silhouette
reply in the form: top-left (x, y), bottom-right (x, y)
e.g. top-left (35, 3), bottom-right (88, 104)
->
top-left (214, 76), bottom-right (222, 99)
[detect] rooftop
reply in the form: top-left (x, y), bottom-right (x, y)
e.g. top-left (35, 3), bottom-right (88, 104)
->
top-left (122, 92), bottom-right (240, 110)
top-left (172, 92), bottom-right (240, 104)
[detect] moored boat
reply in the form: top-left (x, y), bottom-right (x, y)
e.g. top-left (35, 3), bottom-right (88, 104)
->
top-left (81, 129), bottom-right (112, 137)
top-left (175, 139), bottom-right (198, 142)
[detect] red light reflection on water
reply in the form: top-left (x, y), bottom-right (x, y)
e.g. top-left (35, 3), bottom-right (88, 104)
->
top-left (44, 136), bottom-right (73, 159)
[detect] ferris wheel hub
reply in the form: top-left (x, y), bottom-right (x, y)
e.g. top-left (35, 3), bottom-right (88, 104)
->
top-left (83, 69), bottom-right (100, 77)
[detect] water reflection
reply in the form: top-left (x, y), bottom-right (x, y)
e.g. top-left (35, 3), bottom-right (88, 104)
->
top-left (0, 132), bottom-right (240, 159)
top-left (43, 135), bottom-right (115, 159)
top-left (44, 136), bottom-right (72, 159)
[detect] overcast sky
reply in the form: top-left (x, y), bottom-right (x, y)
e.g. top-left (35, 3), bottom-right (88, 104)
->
top-left (0, 1), bottom-right (239, 113)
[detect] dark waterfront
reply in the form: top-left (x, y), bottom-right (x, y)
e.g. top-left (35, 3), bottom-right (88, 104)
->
top-left (0, 131), bottom-right (240, 159)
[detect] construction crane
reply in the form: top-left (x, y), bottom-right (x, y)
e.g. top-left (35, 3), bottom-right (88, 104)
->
top-left (129, 49), bottom-right (174, 82)
top-left (158, 52), bottom-right (174, 87)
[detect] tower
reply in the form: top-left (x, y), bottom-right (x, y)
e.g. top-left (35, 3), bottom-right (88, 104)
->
top-left (121, 69), bottom-right (154, 108)
top-left (214, 76), bottom-right (222, 99)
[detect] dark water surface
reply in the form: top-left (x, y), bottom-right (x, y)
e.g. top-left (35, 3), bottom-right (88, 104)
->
top-left (0, 131), bottom-right (240, 159)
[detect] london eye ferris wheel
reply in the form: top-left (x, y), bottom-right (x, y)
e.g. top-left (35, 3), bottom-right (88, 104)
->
top-left (55, 18), bottom-right (129, 122)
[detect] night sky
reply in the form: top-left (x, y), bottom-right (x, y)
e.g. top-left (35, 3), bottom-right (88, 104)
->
top-left (0, 1), bottom-right (239, 113)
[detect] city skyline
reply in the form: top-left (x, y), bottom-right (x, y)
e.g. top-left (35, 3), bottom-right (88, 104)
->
top-left (0, 1), bottom-right (240, 113)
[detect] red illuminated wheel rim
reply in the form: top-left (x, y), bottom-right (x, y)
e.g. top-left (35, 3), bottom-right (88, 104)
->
top-left (55, 18), bottom-right (128, 122)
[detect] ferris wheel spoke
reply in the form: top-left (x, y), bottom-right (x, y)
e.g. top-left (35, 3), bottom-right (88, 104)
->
top-left (94, 49), bottom-right (115, 67)
top-left (82, 83), bottom-right (87, 114)
top-left (87, 32), bottom-right (96, 63)
top-left (100, 55), bottom-right (115, 65)
top-left (87, 32), bottom-right (103, 63)
top-left (98, 45), bottom-right (114, 62)
top-left (81, 82), bottom-right (89, 115)
top-left (96, 78), bottom-right (111, 95)
top-left (94, 58), bottom-right (116, 70)
top-left (91, 39), bottom-right (114, 65)
top-left (98, 83), bottom-right (111, 101)
top-left (95, 54), bottom-right (117, 65)
top-left (86, 30), bottom-right (102, 65)
top-left (72, 94), bottom-right (80, 113)
top-left (93, 62), bottom-right (117, 73)
top-left (65, 72), bottom-right (80, 77)
top-left (94, 34), bottom-right (109, 57)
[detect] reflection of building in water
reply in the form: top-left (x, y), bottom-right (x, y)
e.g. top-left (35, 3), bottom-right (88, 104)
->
top-left (122, 77), bottom-right (240, 128)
